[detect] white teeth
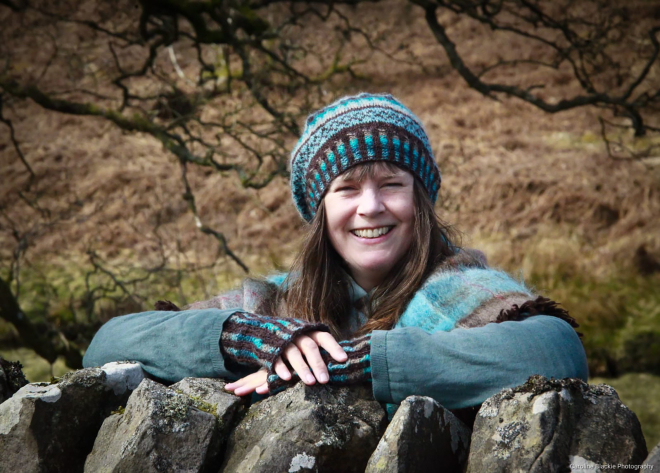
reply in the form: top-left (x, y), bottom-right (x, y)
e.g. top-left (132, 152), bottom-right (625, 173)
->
top-left (352, 226), bottom-right (393, 238)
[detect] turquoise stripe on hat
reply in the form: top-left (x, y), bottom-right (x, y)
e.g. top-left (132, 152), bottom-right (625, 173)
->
top-left (350, 136), bottom-right (362, 161)
top-left (320, 161), bottom-right (330, 181)
top-left (337, 141), bottom-right (349, 169)
top-left (379, 133), bottom-right (389, 159)
top-left (327, 150), bottom-right (339, 174)
top-left (365, 133), bottom-right (375, 158)
top-left (315, 172), bottom-right (324, 192)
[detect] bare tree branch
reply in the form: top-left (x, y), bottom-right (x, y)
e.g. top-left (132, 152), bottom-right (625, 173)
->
top-left (0, 94), bottom-right (34, 183)
top-left (0, 276), bottom-right (83, 369)
top-left (415, 1), bottom-right (659, 137)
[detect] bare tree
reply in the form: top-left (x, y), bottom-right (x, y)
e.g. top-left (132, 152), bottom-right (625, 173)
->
top-left (412, 0), bottom-right (659, 144)
top-left (0, 0), bottom-right (387, 367)
top-left (0, 0), bottom-right (657, 367)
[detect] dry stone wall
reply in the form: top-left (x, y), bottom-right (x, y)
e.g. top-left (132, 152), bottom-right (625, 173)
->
top-left (0, 358), bottom-right (657, 473)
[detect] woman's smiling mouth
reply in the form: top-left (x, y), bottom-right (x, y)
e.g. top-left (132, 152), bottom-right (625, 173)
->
top-left (350, 226), bottom-right (395, 238)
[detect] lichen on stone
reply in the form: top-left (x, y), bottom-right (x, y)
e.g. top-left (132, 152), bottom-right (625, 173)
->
top-left (513, 375), bottom-right (588, 397)
top-left (150, 390), bottom-right (194, 432)
top-left (493, 420), bottom-right (529, 459)
top-left (188, 395), bottom-right (218, 418)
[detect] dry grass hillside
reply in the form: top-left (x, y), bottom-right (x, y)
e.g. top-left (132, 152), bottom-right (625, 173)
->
top-left (1, 0), bottom-right (659, 375)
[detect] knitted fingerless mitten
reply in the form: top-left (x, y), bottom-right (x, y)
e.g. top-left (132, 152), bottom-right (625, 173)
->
top-left (220, 311), bottom-right (331, 371)
top-left (267, 333), bottom-right (372, 394)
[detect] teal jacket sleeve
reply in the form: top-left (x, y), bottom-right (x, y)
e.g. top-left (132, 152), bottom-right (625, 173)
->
top-left (370, 315), bottom-right (589, 409)
top-left (83, 308), bottom-right (255, 383)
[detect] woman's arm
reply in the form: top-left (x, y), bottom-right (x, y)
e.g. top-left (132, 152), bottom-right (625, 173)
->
top-left (370, 315), bottom-right (589, 410)
top-left (83, 308), bottom-right (255, 383)
top-left (83, 306), bottom-right (348, 387)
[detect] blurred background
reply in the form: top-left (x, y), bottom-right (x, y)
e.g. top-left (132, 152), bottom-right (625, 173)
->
top-left (1, 0), bottom-right (658, 447)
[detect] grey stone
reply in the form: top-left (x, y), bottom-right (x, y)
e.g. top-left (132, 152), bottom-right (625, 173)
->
top-left (221, 382), bottom-right (387, 473)
top-left (466, 375), bottom-right (648, 473)
top-left (171, 377), bottom-right (247, 432)
top-left (643, 441), bottom-right (660, 468)
top-left (365, 396), bottom-right (471, 473)
top-left (171, 377), bottom-right (248, 467)
top-left (0, 361), bottom-right (144, 473)
top-left (84, 378), bottom-right (220, 473)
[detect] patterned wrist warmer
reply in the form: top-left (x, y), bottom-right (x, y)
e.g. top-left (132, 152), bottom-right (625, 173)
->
top-left (220, 311), bottom-right (331, 371)
top-left (267, 333), bottom-right (372, 394)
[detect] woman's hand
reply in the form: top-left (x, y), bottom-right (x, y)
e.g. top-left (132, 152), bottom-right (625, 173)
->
top-left (224, 368), bottom-right (269, 396)
top-left (225, 330), bottom-right (348, 396)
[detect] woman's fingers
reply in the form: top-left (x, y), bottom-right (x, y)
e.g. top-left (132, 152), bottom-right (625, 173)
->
top-left (309, 331), bottom-right (348, 362)
top-left (293, 335), bottom-right (332, 384)
top-left (284, 340), bottom-right (318, 385)
top-left (273, 357), bottom-right (292, 380)
top-left (226, 330), bottom-right (350, 395)
top-left (225, 369), bottom-right (268, 396)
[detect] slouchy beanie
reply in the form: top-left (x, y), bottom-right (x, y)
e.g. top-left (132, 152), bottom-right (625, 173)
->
top-left (290, 93), bottom-right (441, 222)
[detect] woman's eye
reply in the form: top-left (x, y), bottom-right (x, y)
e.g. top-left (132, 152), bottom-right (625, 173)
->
top-left (335, 186), bottom-right (356, 192)
top-left (384, 182), bottom-right (402, 187)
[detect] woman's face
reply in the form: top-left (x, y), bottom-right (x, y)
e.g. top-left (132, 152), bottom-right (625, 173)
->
top-left (324, 164), bottom-right (415, 291)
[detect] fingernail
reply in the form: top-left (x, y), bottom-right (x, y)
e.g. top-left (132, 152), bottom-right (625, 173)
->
top-left (318, 373), bottom-right (329, 383)
top-left (306, 374), bottom-right (316, 384)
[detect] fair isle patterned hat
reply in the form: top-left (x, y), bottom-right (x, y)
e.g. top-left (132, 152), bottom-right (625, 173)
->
top-left (290, 93), bottom-right (441, 222)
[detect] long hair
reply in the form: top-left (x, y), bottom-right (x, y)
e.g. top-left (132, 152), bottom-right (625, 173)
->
top-left (274, 162), bottom-right (459, 339)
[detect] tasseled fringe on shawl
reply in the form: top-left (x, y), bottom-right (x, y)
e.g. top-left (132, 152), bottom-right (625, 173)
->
top-left (155, 300), bottom-right (181, 311)
top-left (497, 296), bottom-right (583, 338)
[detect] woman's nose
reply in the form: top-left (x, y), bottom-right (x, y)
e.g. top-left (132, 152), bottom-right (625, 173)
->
top-left (357, 189), bottom-right (385, 216)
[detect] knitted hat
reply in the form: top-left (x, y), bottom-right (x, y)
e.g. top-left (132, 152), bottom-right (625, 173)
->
top-left (290, 93), bottom-right (441, 222)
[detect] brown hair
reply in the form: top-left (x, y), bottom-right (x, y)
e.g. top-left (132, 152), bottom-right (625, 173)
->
top-left (274, 162), bottom-right (459, 339)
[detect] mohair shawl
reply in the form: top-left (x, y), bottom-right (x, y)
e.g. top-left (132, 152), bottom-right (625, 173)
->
top-left (157, 248), bottom-right (580, 341)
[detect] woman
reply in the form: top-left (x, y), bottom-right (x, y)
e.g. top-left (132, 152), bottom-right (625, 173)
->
top-left (84, 93), bottom-right (588, 420)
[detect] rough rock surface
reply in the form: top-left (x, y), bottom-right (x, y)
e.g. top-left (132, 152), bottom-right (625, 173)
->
top-left (85, 378), bottom-right (224, 472)
top-left (466, 375), bottom-right (648, 473)
top-left (171, 377), bottom-right (247, 434)
top-left (0, 361), bottom-right (143, 473)
top-left (221, 382), bottom-right (388, 473)
top-left (365, 396), bottom-right (471, 473)
top-left (0, 357), bottom-right (28, 404)
top-left (1, 367), bottom-right (651, 473)
top-left (172, 377), bottom-right (248, 467)
top-left (643, 441), bottom-right (660, 468)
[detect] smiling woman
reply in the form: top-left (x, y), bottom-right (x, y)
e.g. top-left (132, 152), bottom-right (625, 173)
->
top-left (83, 93), bottom-right (588, 424)
top-left (324, 164), bottom-right (416, 291)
